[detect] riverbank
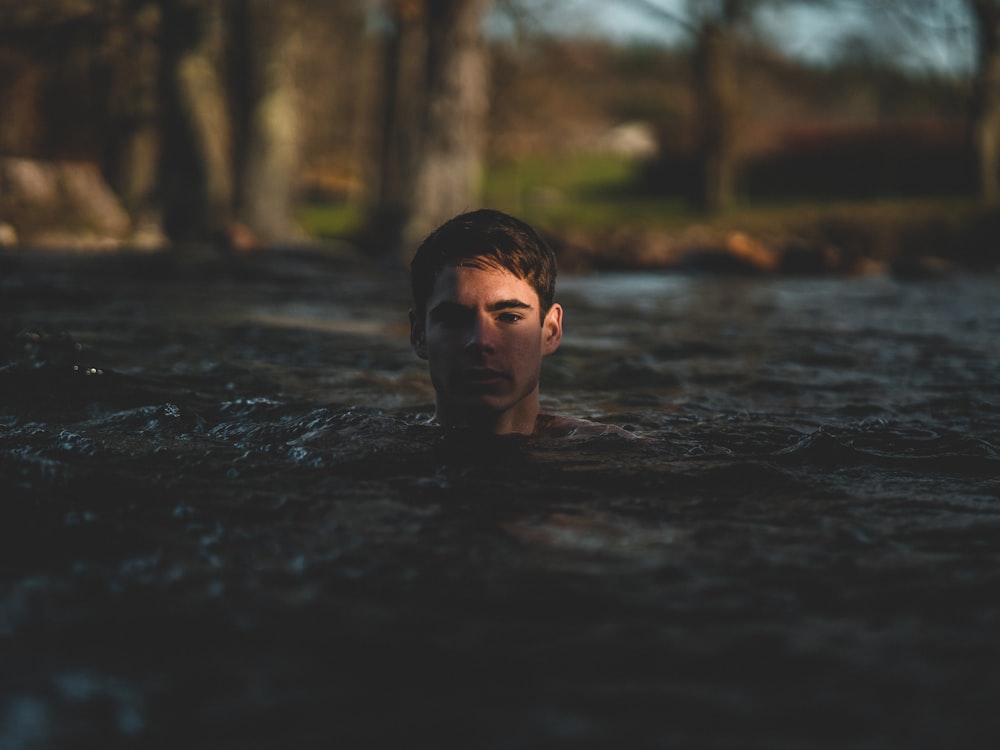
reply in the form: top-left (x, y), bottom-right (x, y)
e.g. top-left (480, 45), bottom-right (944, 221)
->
top-left (293, 194), bottom-right (1000, 278)
top-left (542, 199), bottom-right (1000, 277)
top-left (6, 195), bottom-right (999, 281)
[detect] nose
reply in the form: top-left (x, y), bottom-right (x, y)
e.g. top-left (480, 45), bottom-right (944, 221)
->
top-left (465, 313), bottom-right (496, 352)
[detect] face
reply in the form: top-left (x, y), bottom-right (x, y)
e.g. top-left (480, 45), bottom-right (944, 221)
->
top-left (410, 263), bottom-right (562, 433)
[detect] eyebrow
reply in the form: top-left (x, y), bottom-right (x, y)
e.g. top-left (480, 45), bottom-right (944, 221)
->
top-left (488, 299), bottom-right (533, 312)
top-left (430, 299), bottom-right (533, 315)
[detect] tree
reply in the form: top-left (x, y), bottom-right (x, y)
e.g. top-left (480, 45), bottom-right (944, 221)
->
top-left (368, 0), bottom-right (492, 257)
top-left (629, 0), bottom-right (758, 211)
top-left (159, 0), bottom-right (234, 242)
top-left (231, 0), bottom-right (306, 242)
top-left (691, 1), bottom-right (749, 211)
top-left (369, 0), bottom-right (429, 253)
top-left (0, 0), bottom-right (152, 241)
top-left (969, 0), bottom-right (1000, 202)
top-left (160, 0), bottom-right (307, 245)
top-left (107, 2), bottom-right (162, 232)
top-left (828, 0), bottom-right (995, 202)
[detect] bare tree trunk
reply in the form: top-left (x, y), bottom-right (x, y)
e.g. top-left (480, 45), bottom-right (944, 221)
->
top-left (367, 0), bottom-right (490, 256)
top-left (369, 0), bottom-right (429, 252)
top-left (160, 0), bottom-right (233, 242)
top-left (693, 17), bottom-right (738, 212)
top-left (971, 0), bottom-right (1000, 204)
top-left (232, 0), bottom-right (304, 242)
top-left (108, 2), bottom-right (162, 238)
top-left (401, 0), bottom-right (490, 251)
top-left (0, 0), bottom-right (308, 248)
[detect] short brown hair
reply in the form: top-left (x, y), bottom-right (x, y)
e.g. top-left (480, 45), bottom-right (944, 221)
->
top-left (410, 209), bottom-right (557, 321)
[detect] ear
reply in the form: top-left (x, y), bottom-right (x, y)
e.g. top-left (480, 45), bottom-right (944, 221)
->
top-left (409, 309), bottom-right (428, 360)
top-left (541, 303), bottom-right (563, 356)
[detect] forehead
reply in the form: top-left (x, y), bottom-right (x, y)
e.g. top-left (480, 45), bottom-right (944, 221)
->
top-left (428, 263), bottom-right (539, 307)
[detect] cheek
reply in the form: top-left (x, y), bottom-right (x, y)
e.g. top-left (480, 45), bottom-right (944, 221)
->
top-left (511, 329), bottom-right (544, 362)
top-left (425, 328), bottom-right (458, 352)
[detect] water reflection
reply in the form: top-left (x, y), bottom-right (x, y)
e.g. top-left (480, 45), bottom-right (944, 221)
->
top-left (2, 252), bottom-right (999, 749)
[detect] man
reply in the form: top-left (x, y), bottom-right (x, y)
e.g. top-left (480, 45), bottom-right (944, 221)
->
top-left (409, 208), bottom-right (634, 438)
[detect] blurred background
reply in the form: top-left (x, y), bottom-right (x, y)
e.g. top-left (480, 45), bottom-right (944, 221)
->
top-left (0, 0), bottom-right (996, 273)
top-left (3, 9), bottom-right (1000, 747)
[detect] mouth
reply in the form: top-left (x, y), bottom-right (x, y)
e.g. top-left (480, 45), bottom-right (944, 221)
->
top-left (463, 368), bottom-right (507, 386)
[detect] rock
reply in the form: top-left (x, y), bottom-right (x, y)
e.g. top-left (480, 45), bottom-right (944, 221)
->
top-left (0, 222), bottom-right (18, 246)
top-left (778, 238), bottom-right (841, 274)
top-left (0, 157), bottom-right (130, 246)
top-left (218, 222), bottom-right (261, 254)
top-left (724, 231), bottom-right (780, 271)
top-left (890, 255), bottom-right (956, 280)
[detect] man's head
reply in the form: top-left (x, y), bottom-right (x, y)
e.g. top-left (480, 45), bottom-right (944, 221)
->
top-left (410, 209), bottom-right (557, 324)
top-left (409, 209), bottom-right (563, 435)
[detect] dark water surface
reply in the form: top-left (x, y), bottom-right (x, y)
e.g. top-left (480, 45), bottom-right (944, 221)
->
top-left (2, 249), bottom-right (999, 749)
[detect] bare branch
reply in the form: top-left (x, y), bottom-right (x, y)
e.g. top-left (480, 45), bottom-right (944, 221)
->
top-left (628, 0), bottom-right (699, 35)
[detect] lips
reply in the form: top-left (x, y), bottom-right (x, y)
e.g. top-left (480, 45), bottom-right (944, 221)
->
top-left (463, 367), bottom-right (507, 386)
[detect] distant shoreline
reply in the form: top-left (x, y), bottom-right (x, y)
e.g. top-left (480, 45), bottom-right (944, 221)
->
top-left (546, 203), bottom-right (1000, 278)
top-left (4, 200), bottom-right (999, 281)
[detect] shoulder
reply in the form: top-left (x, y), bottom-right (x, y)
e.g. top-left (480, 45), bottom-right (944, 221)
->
top-left (534, 413), bottom-right (643, 440)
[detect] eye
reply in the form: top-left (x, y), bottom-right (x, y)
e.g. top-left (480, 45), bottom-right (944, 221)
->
top-left (497, 312), bottom-right (524, 324)
top-left (431, 306), bottom-right (472, 328)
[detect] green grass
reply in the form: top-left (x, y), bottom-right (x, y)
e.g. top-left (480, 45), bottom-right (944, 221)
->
top-left (481, 153), bottom-right (692, 229)
top-left (484, 153), bottom-right (635, 202)
top-left (295, 153), bottom-right (988, 244)
top-left (296, 202), bottom-right (363, 241)
top-left (294, 154), bottom-right (668, 240)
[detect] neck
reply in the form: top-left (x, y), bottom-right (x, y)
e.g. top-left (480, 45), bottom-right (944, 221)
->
top-left (434, 397), bottom-right (539, 435)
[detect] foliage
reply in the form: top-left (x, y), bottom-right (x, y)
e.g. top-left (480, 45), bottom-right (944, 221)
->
top-left (296, 202), bottom-right (363, 242)
top-left (0, 0), bottom-right (990, 251)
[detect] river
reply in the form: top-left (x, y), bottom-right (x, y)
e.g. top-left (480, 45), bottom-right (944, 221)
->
top-left (2, 248), bottom-right (999, 749)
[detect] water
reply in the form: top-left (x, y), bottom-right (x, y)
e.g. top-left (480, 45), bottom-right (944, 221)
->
top-left (2, 249), bottom-right (999, 749)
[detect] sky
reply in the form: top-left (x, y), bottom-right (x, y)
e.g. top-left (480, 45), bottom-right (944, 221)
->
top-left (506, 0), bottom-right (976, 76)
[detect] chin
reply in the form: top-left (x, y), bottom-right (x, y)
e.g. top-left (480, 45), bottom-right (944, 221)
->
top-left (459, 394), bottom-right (509, 412)
top-left (452, 382), bottom-right (508, 401)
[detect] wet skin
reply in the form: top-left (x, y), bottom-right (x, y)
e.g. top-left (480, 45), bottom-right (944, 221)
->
top-left (410, 263), bottom-right (563, 435)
